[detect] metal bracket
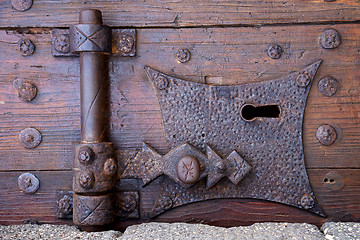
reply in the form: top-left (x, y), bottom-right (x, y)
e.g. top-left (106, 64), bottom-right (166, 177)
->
top-left (52, 29), bottom-right (136, 57)
top-left (120, 60), bottom-right (325, 218)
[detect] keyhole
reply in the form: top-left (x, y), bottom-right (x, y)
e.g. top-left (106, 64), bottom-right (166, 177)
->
top-left (240, 104), bottom-right (281, 121)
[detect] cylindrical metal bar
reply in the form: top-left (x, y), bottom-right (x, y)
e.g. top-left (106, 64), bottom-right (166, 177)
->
top-left (80, 52), bottom-right (106, 142)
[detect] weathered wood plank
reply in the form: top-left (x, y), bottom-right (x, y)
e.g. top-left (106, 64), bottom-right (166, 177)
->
top-left (0, 0), bottom-right (359, 28)
top-left (1, 169), bottom-right (359, 227)
top-left (0, 24), bottom-right (359, 171)
top-left (0, 171), bottom-right (72, 225)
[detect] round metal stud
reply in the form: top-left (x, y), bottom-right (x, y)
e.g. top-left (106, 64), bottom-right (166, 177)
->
top-left (120, 194), bottom-right (137, 213)
top-left (176, 49), bottom-right (191, 63)
top-left (267, 44), bottom-right (282, 59)
top-left (296, 72), bottom-right (311, 87)
top-left (177, 155), bottom-right (201, 184)
top-left (318, 76), bottom-right (339, 97)
top-left (78, 146), bottom-right (94, 165)
top-left (300, 194), bottom-right (315, 209)
top-left (13, 79), bottom-right (37, 102)
top-left (19, 128), bottom-right (42, 149)
top-left (104, 158), bottom-right (117, 176)
top-left (154, 74), bottom-right (169, 90)
top-left (79, 171), bottom-right (95, 189)
top-left (18, 173), bottom-right (39, 194)
top-left (320, 29), bottom-right (341, 49)
top-left (11, 0), bottom-right (33, 11)
top-left (117, 34), bottom-right (134, 54)
top-left (54, 34), bottom-right (70, 53)
top-left (316, 124), bottom-right (337, 146)
top-left (159, 196), bottom-right (173, 210)
top-left (19, 38), bottom-right (35, 57)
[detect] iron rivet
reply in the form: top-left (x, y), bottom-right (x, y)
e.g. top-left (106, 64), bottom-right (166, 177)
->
top-left (117, 34), bottom-right (134, 54)
top-left (160, 196), bottom-right (173, 210)
top-left (18, 173), bottom-right (39, 194)
top-left (154, 74), bottom-right (169, 90)
top-left (19, 38), bottom-right (35, 57)
top-left (13, 79), bottom-right (37, 102)
top-left (11, 0), bottom-right (33, 11)
top-left (267, 45), bottom-right (282, 59)
top-left (300, 194), bottom-right (314, 209)
top-left (120, 194), bottom-right (137, 213)
top-left (318, 76), bottom-right (339, 97)
top-left (22, 219), bottom-right (39, 224)
top-left (176, 49), bottom-right (191, 63)
top-left (324, 172), bottom-right (344, 191)
top-left (316, 124), bottom-right (337, 146)
top-left (296, 71), bottom-right (311, 87)
top-left (215, 161), bottom-right (227, 173)
top-left (104, 158), bottom-right (117, 176)
top-left (58, 194), bottom-right (73, 217)
top-left (19, 128), bottom-right (42, 149)
top-left (320, 29), bottom-right (341, 49)
top-left (54, 34), bottom-right (70, 53)
top-left (177, 155), bottom-right (201, 184)
top-left (78, 146), bottom-right (94, 165)
top-left (79, 171), bottom-right (95, 189)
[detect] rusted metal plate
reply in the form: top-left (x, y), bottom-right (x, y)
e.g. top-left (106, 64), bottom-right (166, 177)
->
top-left (125, 60), bottom-right (325, 217)
top-left (52, 29), bottom-right (136, 57)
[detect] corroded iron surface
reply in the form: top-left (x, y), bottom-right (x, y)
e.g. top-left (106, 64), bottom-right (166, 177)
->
top-left (140, 60), bottom-right (325, 217)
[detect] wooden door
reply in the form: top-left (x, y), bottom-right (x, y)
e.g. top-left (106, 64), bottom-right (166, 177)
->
top-left (0, 0), bottom-right (359, 230)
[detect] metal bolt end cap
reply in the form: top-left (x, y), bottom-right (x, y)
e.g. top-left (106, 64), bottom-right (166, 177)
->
top-left (18, 173), bottom-right (39, 194)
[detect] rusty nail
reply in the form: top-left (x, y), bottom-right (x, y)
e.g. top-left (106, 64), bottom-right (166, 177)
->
top-left (18, 173), bottom-right (40, 194)
top-left (19, 38), bottom-right (35, 57)
top-left (160, 196), bottom-right (173, 210)
top-left (176, 49), bottom-right (191, 63)
top-left (154, 74), bottom-right (169, 90)
top-left (300, 194), bottom-right (315, 209)
top-left (120, 194), bottom-right (137, 213)
top-left (117, 34), bottom-right (134, 54)
top-left (318, 76), bottom-right (339, 97)
top-left (11, 0), bottom-right (33, 11)
top-left (54, 34), bottom-right (70, 53)
top-left (19, 127), bottom-right (42, 149)
top-left (267, 44), bottom-right (282, 59)
top-left (320, 29), bottom-right (341, 49)
top-left (22, 219), bottom-right (39, 224)
top-left (215, 160), bottom-right (227, 173)
top-left (79, 171), bottom-right (95, 189)
top-left (177, 155), bottom-right (201, 184)
top-left (104, 158), bottom-right (117, 176)
top-left (58, 194), bottom-right (73, 218)
top-left (78, 146), bottom-right (94, 165)
top-left (316, 124), bottom-right (337, 146)
top-left (296, 71), bottom-right (311, 87)
top-left (13, 79), bottom-right (37, 102)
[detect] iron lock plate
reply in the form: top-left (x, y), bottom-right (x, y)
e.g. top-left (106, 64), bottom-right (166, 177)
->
top-left (120, 60), bottom-right (325, 217)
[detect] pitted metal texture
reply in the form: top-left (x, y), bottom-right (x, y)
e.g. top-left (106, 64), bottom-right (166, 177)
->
top-left (143, 60), bottom-right (325, 217)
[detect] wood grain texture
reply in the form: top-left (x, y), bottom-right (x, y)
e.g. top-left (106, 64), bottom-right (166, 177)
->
top-left (0, 171), bottom-right (72, 225)
top-left (0, 24), bottom-right (359, 170)
top-left (0, 0), bottom-right (359, 28)
top-left (1, 169), bottom-right (359, 227)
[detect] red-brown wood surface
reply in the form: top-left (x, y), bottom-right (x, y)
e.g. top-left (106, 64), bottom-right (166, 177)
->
top-left (0, 0), bottom-right (359, 228)
top-left (0, 0), bottom-right (359, 28)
